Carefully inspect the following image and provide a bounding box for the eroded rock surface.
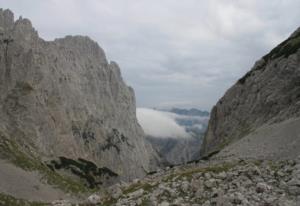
[201,27,300,157]
[0,8,158,187]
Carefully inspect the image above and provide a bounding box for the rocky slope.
[0,8,158,201]
[59,156,299,206]
[201,27,300,157]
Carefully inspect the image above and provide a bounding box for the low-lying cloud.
[137,108,190,138]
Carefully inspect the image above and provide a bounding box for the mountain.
[170,108,209,117]
[146,108,209,165]
[76,27,300,206]
[201,27,300,159]
[0,8,158,202]
[146,136,202,165]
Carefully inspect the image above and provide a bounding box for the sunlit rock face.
[201,27,300,158]
[0,9,158,182]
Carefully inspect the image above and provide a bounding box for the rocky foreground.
[48,156,300,206]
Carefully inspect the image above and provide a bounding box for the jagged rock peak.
[0,8,38,46]
[54,35,108,64]
[0,9,14,29]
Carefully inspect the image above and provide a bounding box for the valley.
[0,6,300,206]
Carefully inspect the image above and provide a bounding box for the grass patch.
[267,160,287,172]
[100,198,118,206]
[123,182,157,195]
[263,33,300,61]
[140,198,153,206]
[162,173,179,182]
[48,157,118,189]
[238,32,300,85]
[0,193,49,206]
[163,162,238,182]
[0,134,90,194]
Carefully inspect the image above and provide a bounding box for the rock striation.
[0,8,158,189]
[201,27,300,157]
[146,136,202,165]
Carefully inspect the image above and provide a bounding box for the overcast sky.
[1,0,300,110]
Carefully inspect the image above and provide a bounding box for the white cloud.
[137,108,190,138]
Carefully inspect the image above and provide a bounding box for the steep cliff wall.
[0,9,157,184]
[201,27,300,157]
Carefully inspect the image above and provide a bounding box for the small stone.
[202,200,210,206]
[256,182,271,193]
[288,178,300,187]
[109,184,123,199]
[87,194,101,204]
[159,201,170,206]
[51,200,72,206]
[204,172,211,179]
[231,192,245,204]
[181,181,189,193]
[136,198,143,205]
[217,171,227,180]
[129,189,144,199]
[204,179,216,188]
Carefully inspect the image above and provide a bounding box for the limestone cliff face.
[201,27,300,157]
[0,9,157,181]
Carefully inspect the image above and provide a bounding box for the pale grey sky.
[1,0,300,110]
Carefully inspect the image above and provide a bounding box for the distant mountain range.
[146,108,210,165]
[169,108,209,117]
[168,108,210,137]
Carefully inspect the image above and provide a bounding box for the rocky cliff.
[146,136,202,165]
[201,27,300,157]
[0,8,157,196]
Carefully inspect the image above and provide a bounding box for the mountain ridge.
[201,26,300,158]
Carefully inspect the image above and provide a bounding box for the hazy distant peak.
[169,108,209,117]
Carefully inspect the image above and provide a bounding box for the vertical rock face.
[0,9,157,181]
[201,27,300,157]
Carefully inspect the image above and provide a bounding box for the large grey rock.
[0,8,158,183]
[201,26,300,158]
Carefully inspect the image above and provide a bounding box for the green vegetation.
[48,157,118,189]
[101,198,118,206]
[123,182,158,195]
[201,150,220,160]
[238,32,300,85]
[0,133,89,194]
[140,198,153,206]
[180,162,235,179]
[263,32,300,61]
[0,193,49,206]
[163,162,238,182]
[238,70,255,84]
[100,128,132,154]
[16,81,34,93]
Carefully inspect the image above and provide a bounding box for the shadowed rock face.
[0,9,157,181]
[201,27,300,157]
